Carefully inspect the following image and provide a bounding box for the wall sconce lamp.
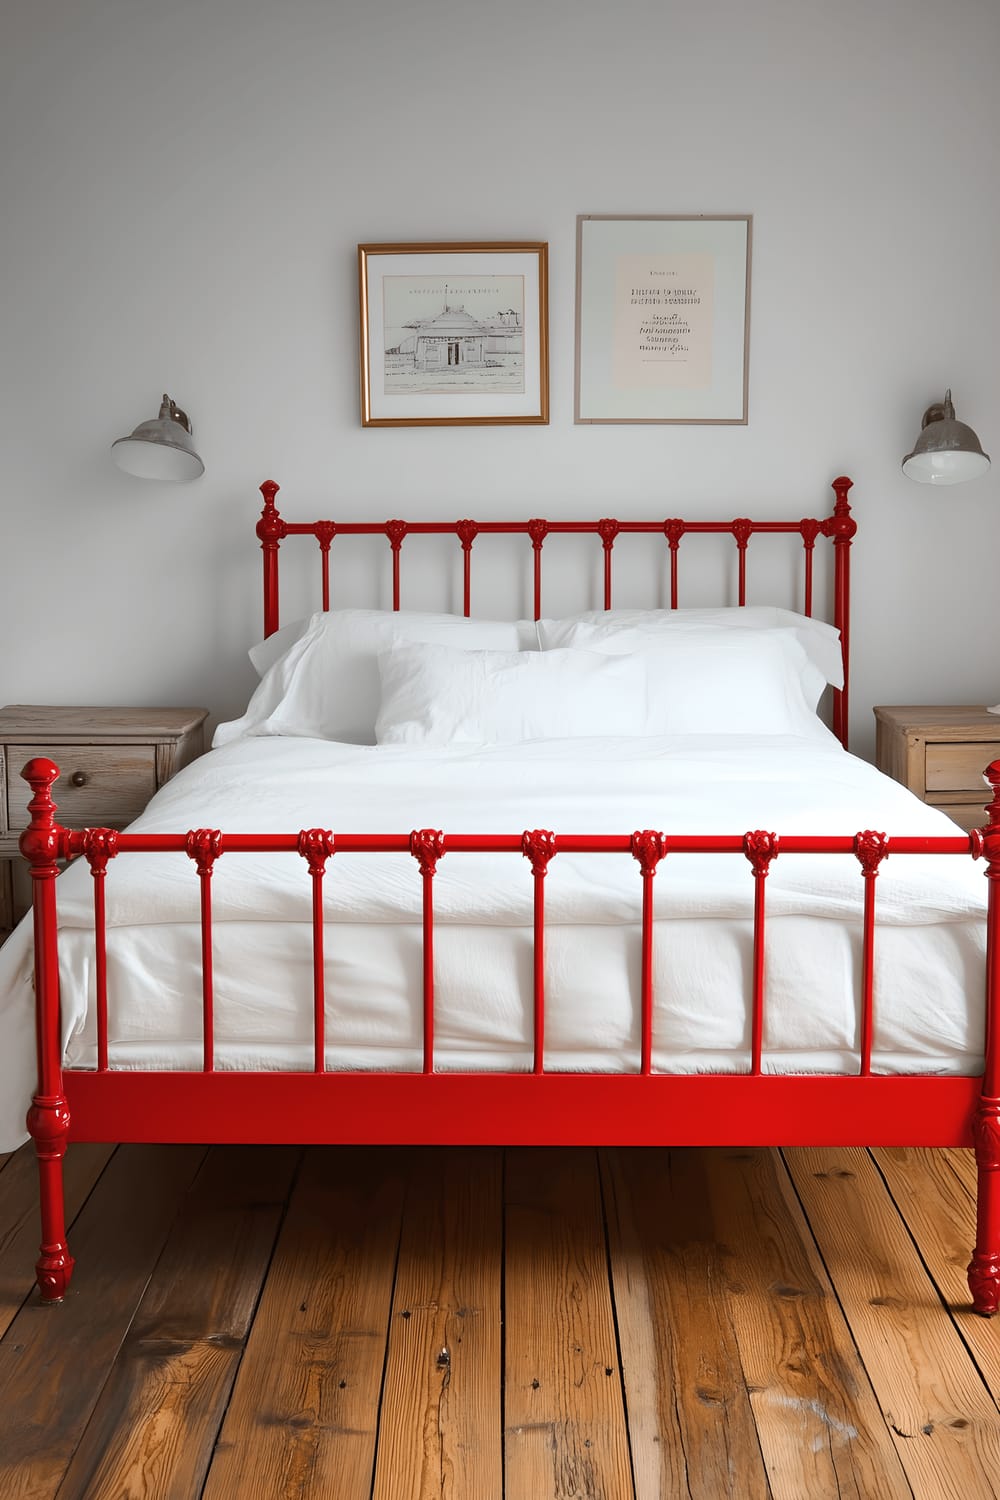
[111,394,205,482]
[902,389,990,485]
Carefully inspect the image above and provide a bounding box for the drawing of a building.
[395,302,523,371]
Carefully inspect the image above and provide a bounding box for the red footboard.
[17,755,1000,1316]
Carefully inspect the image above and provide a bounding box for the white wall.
[2,0,998,758]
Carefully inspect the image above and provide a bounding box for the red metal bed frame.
[18,477,1000,1317]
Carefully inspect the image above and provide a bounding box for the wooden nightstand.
[874,705,1000,832]
[0,705,208,938]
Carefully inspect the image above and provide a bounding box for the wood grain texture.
[0,1144,206,1500]
[873,704,999,834]
[0,1140,115,1338]
[707,1148,911,1500]
[601,1147,769,1499]
[54,1146,299,1500]
[0,1142,997,1498]
[374,1148,503,1500]
[6,743,157,831]
[202,1146,406,1500]
[871,1146,1000,1404]
[786,1145,1000,1497]
[504,1148,633,1500]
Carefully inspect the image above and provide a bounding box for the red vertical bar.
[969,764,1000,1314]
[316,522,335,614]
[257,481,283,637]
[804,549,814,618]
[20,758,75,1302]
[733,520,751,608]
[800,519,820,619]
[528,521,547,621]
[422,873,435,1073]
[664,522,683,609]
[599,521,619,611]
[311,867,326,1072]
[299,830,335,1075]
[640,873,654,1073]
[200,878,214,1072]
[83,830,119,1075]
[95,873,109,1072]
[186,830,222,1074]
[854,832,888,1078]
[387,521,406,612]
[532,875,545,1072]
[744,832,778,1078]
[411,831,444,1076]
[750,877,766,1074]
[631,832,667,1076]
[828,477,855,749]
[458,521,477,618]
[523,831,556,1074]
[859,876,876,1076]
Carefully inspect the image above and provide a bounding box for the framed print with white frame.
[575,215,751,424]
[359,242,549,427]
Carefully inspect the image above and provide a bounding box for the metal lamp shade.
[111,395,205,482]
[902,390,990,485]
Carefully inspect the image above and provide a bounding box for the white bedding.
[0,732,988,1151]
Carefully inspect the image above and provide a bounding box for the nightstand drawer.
[926,798,990,833]
[925,741,1000,792]
[6,744,157,832]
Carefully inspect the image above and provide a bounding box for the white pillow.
[248,617,312,677]
[215,609,537,746]
[537,606,844,689]
[520,624,831,740]
[375,643,652,745]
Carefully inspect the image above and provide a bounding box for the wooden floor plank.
[373,1148,503,1500]
[942,1143,978,1197]
[705,1148,912,1500]
[1,1140,997,1499]
[0,1141,115,1338]
[786,1145,1000,1498]
[201,1145,406,1500]
[54,1145,300,1500]
[0,1144,207,1500]
[602,1147,771,1499]
[871,1147,1000,1403]
[504,1147,633,1500]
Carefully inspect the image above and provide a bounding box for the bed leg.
[968,1098,1000,1316]
[27,1094,74,1303]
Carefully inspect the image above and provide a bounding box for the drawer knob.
[69,771,88,788]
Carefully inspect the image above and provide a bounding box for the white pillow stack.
[215,604,843,748]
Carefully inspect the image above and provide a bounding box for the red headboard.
[256,476,856,748]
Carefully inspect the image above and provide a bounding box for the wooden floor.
[1,1143,1000,1498]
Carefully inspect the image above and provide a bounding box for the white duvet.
[0,732,990,1151]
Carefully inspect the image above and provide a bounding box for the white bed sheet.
[0,733,989,1151]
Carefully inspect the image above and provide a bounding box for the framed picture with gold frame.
[358,242,549,427]
[575,214,751,424]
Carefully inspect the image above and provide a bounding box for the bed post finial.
[969,759,1000,1315]
[257,481,285,638]
[20,758,75,1303]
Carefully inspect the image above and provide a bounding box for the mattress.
[0,732,988,1151]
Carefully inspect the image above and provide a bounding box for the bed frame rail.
[257,477,856,746]
[18,755,1000,1314]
